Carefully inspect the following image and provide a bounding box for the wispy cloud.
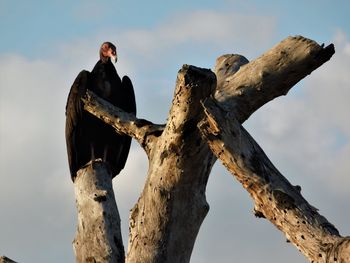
[121,10,276,60]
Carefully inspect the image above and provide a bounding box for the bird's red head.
[100,42,117,63]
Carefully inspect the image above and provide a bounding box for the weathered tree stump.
[73,160,124,263]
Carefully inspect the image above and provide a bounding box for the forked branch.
[78,36,344,263]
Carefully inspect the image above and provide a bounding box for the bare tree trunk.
[80,35,349,263]
[126,65,216,263]
[73,160,124,263]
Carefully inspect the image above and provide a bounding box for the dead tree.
[73,36,350,263]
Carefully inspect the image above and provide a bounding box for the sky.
[0,0,349,262]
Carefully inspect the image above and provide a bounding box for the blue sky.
[1,1,349,57]
[1,1,349,262]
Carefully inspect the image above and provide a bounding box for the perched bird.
[65,42,136,181]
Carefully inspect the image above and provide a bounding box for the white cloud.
[121,10,276,61]
[0,52,76,261]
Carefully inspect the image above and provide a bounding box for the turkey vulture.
[65,42,136,181]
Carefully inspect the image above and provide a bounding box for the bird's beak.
[111,54,118,64]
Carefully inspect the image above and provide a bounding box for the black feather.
[65,58,136,181]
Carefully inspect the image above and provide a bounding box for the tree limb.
[199,97,350,263]
[83,90,165,154]
[215,36,335,123]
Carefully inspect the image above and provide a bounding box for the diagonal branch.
[214,36,335,123]
[82,90,165,154]
[199,97,350,263]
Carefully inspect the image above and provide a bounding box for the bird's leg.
[90,144,95,162]
[103,146,108,162]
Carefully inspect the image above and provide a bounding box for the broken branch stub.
[73,160,124,263]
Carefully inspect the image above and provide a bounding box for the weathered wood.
[215,36,335,123]
[73,160,124,263]
[214,53,249,89]
[199,97,350,263]
[80,36,342,263]
[126,65,216,263]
